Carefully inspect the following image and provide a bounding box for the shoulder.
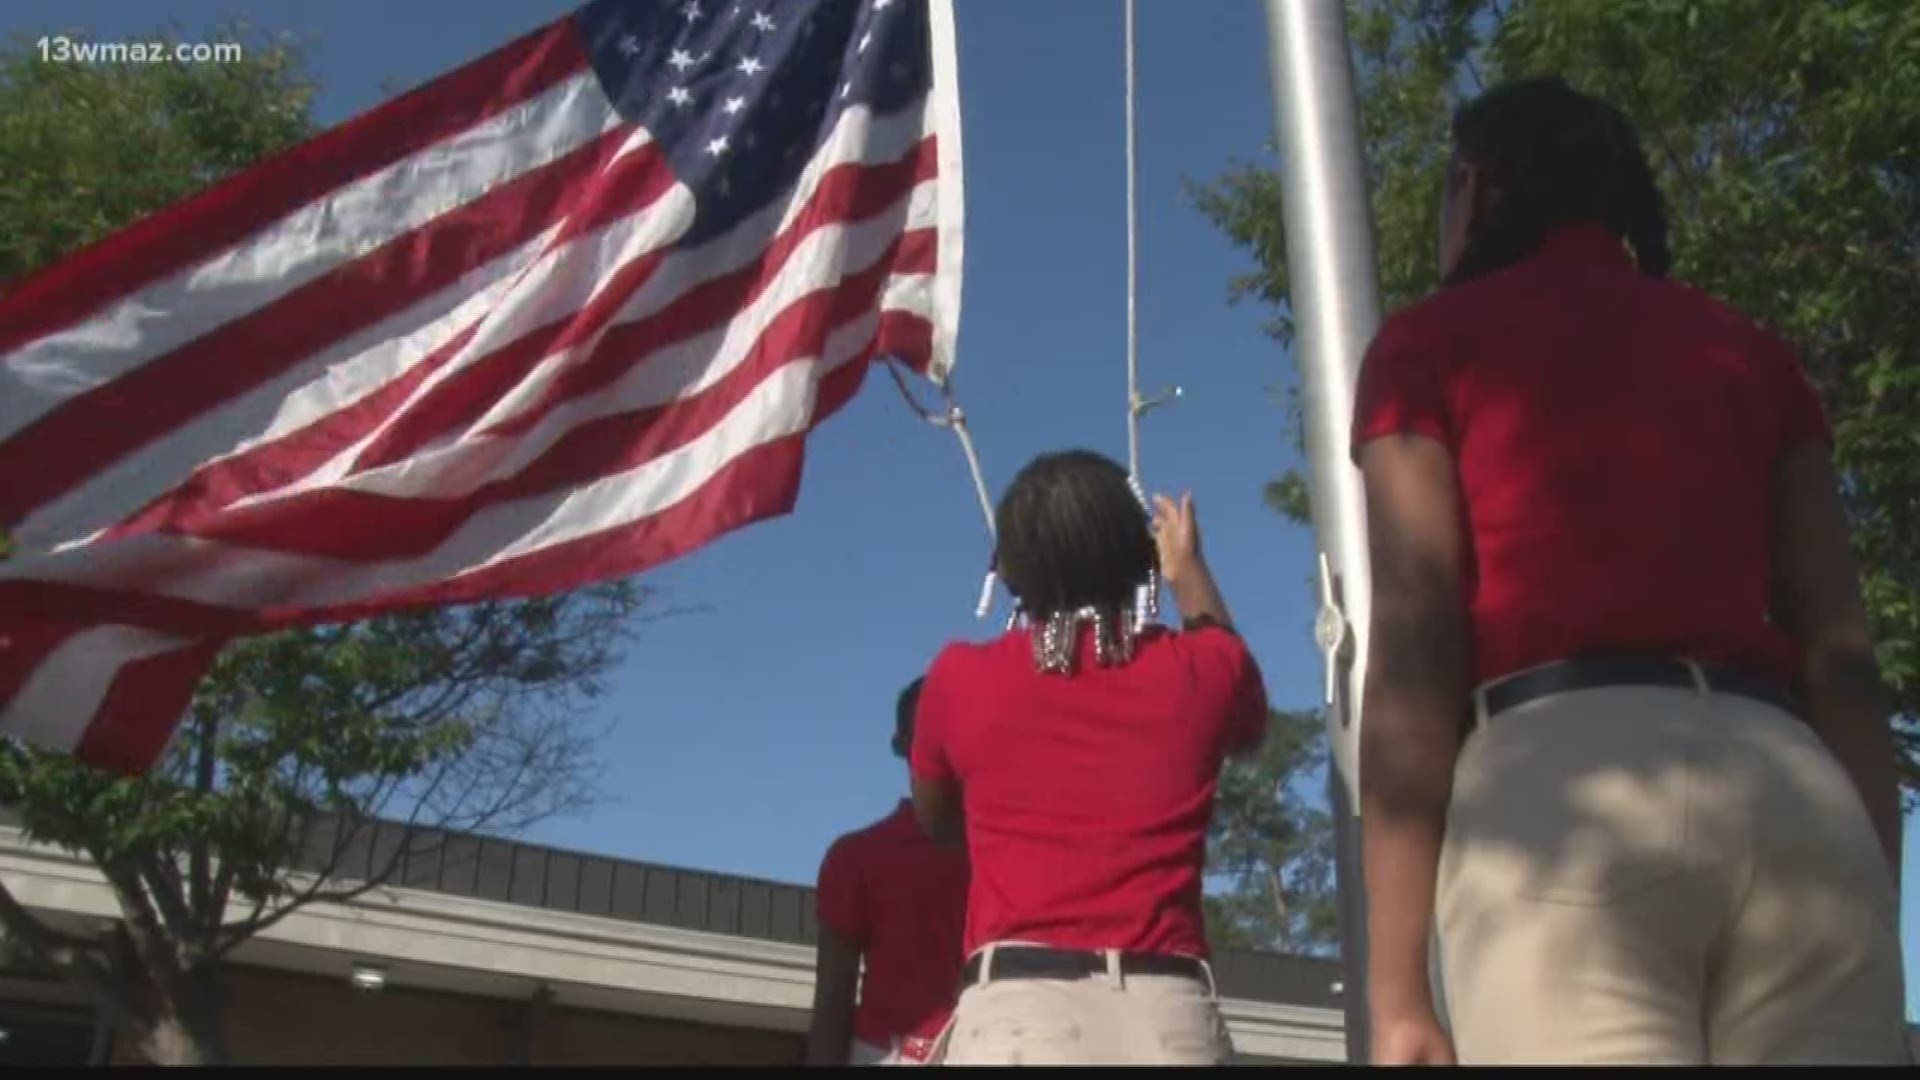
[822,819,883,870]
[924,632,1023,691]
[817,830,863,889]
[1356,290,1491,393]
[1150,624,1262,686]
[1374,279,1501,349]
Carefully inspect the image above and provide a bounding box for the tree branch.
[188,711,218,941]
[133,849,200,954]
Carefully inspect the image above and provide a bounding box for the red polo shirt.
[815,800,969,1048]
[910,623,1268,959]
[1350,224,1832,690]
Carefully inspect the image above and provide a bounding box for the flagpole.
[1259,0,1383,1063]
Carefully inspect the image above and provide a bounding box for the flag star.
[618,34,642,56]
[858,31,872,52]
[681,1,703,22]
[723,95,747,115]
[667,48,695,71]
[707,134,730,156]
[751,11,776,32]
[737,55,764,76]
[839,80,852,98]
[875,0,894,9]
[667,86,693,107]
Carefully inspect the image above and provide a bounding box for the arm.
[908,652,967,848]
[1153,493,1235,630]
[804,925,861,1066]
[1169,558,1235,632]
[1770,442,1901,872]
[910,774,965,848]
[1354,434,1471,1038]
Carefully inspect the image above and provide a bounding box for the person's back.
[910,450,1267,1065]
[1385,225,1824,689]
[1349,76,1908,1067]
[815,800,968,1062]
[914,621,1260,959]
[806,680,968,1067]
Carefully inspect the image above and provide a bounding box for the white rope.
[1124,0,1143,486]
[883,361,1000,618]
[885,362,995,542]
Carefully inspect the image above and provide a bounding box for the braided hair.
[1445,77,1671,286]
[994,450,1155,623]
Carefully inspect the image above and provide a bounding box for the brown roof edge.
[0,806,1344,1010]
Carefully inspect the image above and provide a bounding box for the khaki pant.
[940,946,1233,1065]
[1436,683,1909,1064]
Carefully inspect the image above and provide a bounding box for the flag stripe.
[486,137,941,444]
[108,135,933,543]
[265,179,938,511]
[0,18,591,363]
[182,231,935,561]
[0,73,618,455]
[70,638,223,775]
[0,125,646,528]
[11,240,548,551]
[0,625,197,751]
[0,292,927,760]
[2,227,936,612]
[13,103,932,553]
[348,141,687,472]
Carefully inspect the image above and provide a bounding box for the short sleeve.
[1182,626,1270,756]
[1775,348,1832,450]
[815,836,867,945]
[1351,310,1454,461]
[908,647,963,786]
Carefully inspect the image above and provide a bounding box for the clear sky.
[6,0,1915,1019]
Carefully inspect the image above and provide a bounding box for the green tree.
[0,27,656,1064]
[1204,709,1339,955]
[1194,0,1920,793]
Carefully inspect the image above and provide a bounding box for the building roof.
[0,807,1343,1012]
[322,817,1344,1011]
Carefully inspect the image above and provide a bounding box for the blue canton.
[575,0,934,245]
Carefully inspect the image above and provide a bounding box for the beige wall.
[109,966,802,1067]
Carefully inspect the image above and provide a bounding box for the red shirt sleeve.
[909,647,962,785]
[1351,309,1455,461]
[1182,627,1270,756]
[815,835,867,945]
[1774,347,1832,451]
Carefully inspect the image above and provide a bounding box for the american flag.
[0,0,965,773]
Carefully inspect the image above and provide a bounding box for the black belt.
[1476,657,1799,725]
[961,947,1208,988]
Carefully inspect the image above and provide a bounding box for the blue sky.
[6,0,1915,1018]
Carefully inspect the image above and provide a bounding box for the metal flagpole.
[1259,0,1384,1063]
